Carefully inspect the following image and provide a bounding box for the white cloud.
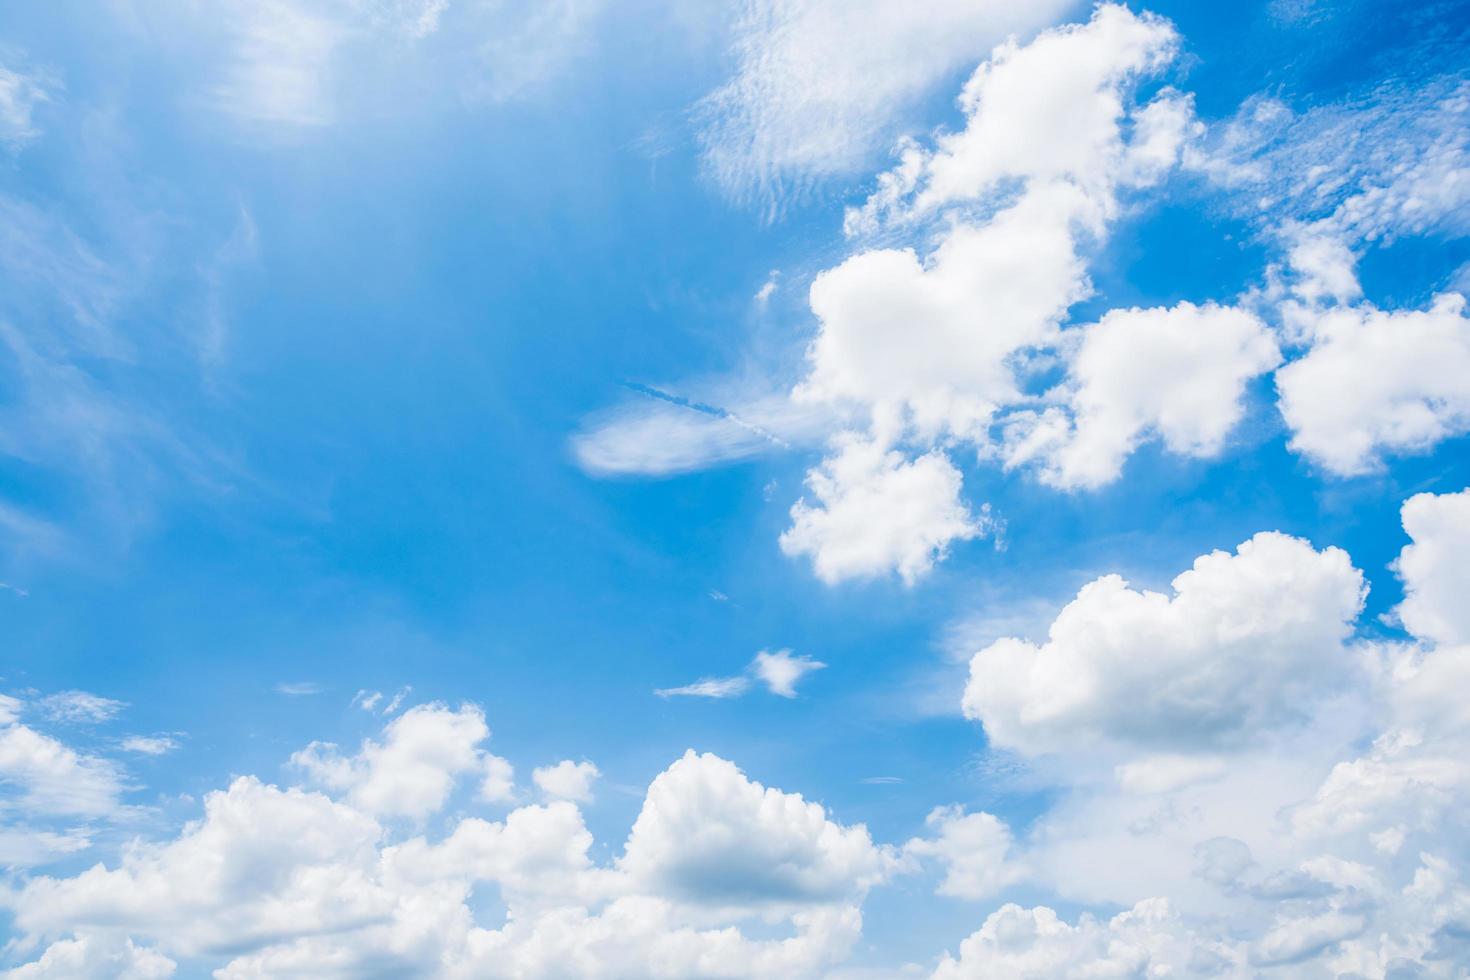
[963,531,1365,756]
[10,776,392,959]
[0,827,92,869]
[803,184,1093,442]
[480,754,516,804]
[781,433,988,585]
[1002,302,1281,489]
[695,0,1070,205]
[0,723,128,818]
[656,649,824,700]
[930,899,1226,980]
[290,702,495,820]
[1198,75,1470,245]
[5,715,886,978]
[1,933,175,980]
[0,62,55,151]
[1394,487,1470,647]
[532,760,599,803]
[619,750,890,908]
[851,4,1182,229]
[571,389,831,478]
[655,676,752,699]
[275,681,322,696]
[211,0,345,126]
[1276,291,1470,476]
[751,649,825,697]
[36,691,126,725]
[902,806,1020,900]
[119,736,178,756]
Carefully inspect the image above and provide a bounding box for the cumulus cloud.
[290,702,498,820]
[902,806,1020,900]
[532,760,599,803]
[1,933,175,980]
[931,899,1227,979]
[1394,487,1470,647]
[619,750,891,908]
[781,432,989,585]
[964,531,1365,756]
[4,715,888,978]
[1003,302,1281,489]
[695,0,1070,205]
[1276,291,1470,476]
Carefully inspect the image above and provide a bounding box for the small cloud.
[754,270,780,305]
[276,682,322,696]
[532,759,599,803]
[860,776,904,785]
[0,582,29,598]
[656,649,827,701]
[752,649,826,698]
[38,691,126,724]
[655,676,751,699]
[382,686,411,714]
[352,690,383,711]
[120,735,179,756]
[707,589,729,602]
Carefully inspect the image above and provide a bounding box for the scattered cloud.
[36,691,126,725]
[119,736,179,756]
[657,649,825,700]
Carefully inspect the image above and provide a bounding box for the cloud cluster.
[578,6,1470,589]
[2,704,900,978]
[947,488,1470,977]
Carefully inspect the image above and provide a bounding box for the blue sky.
[1,0,1469,976]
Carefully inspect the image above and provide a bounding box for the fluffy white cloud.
[695,0,1070,203]
[619,750,890,908]
[930,899,1227,980]
[10,776,388,957]
[533,760,600,803]
[290,702,496,820]
[852,4,1182,229]
[479,754,516,804]
[1276,292,1470,476]
[781,433,988,585]
[0,723,128,818]
[751,649,825,697]
[2,934,175,980]
[1003,302,1280,489]
[1394,488,1470,647]
[803,185,1094,442]
[5,715,887,979]
[903,806,1019,900]
[964,531,1365,756]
